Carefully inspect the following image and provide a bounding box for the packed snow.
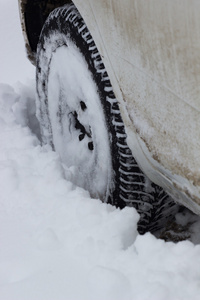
[1,1,200,299]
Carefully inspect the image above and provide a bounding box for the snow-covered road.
[1,1,200,299]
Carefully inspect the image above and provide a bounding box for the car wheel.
[36,3,178,234]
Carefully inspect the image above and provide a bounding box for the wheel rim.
[47,43,113,199]
[36,3,179,234]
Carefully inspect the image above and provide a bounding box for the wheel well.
[21,0,72,60]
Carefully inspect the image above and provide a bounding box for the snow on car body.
[18,0,200,230]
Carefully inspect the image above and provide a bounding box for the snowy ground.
[1,1,200,299]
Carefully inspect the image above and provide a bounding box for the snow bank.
[0,1,35,84]
[1,81,200,300]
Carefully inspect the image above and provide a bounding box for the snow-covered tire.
[36,3,178,234]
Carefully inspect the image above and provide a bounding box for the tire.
[36,3,178,234]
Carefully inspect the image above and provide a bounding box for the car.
[18,0,200,234]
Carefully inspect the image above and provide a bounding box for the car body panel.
[19,0,200,214]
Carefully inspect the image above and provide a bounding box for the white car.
[18,0,200,234]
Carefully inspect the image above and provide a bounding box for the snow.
[1,1,200,299]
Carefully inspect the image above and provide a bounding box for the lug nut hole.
[80,101,87,111]
[88,141,94,151]
[79,133,85,141]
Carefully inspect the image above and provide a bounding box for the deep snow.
[1,1,200,300]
